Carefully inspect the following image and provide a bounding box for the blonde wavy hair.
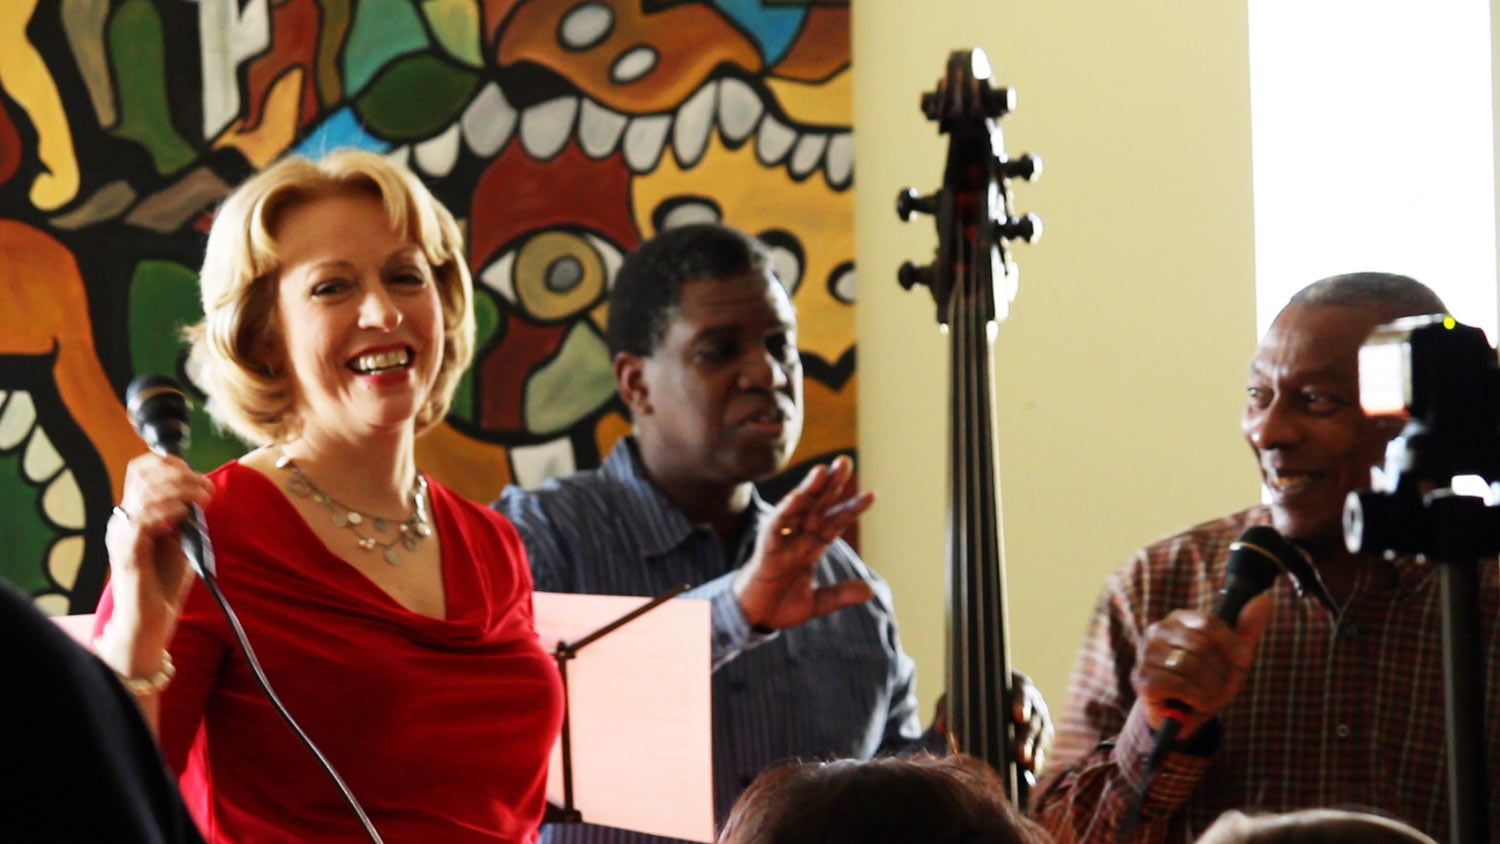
[184,149,475,446]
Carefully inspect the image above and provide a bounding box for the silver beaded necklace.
[275,449,432,565]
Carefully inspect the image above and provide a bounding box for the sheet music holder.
[549,584,686,822]
[535,588,714,842]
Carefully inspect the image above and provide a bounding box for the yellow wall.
[853,3,1261,718]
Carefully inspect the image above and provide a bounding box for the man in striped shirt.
[496,224,929,844]
[1033,272,1500,842]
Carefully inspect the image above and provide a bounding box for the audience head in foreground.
[1194,808,1439,844]
[718,753,1050,844]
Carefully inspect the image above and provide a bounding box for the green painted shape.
[450,286,500,424]
[524,322,615,436]
[343,0,432,95]
[106,0,197,175]
[354,54,479,141]
[0,449,56,594]
[126,260,247,470]
[127,260,200,391]
[185,392,250,470]
[421,0,484,68]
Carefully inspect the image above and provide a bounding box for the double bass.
[895,47,1041,803]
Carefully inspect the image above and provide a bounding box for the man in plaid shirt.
[1032,272,1500,842]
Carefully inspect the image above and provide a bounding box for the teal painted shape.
[712,0,806,66]
[126,260,248,470]
[523,322,614,436]
[343,0,432,96]
[354,55,479,141]
[293,109,391,159]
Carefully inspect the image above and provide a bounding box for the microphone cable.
[128,376,385,844]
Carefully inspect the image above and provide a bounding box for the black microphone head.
[127,374,191,457]
[1226,525,1297,588]
[1215,525,1300,626]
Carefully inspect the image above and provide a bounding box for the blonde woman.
[93,150,563,843]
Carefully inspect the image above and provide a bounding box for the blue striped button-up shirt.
[494,438,925,844]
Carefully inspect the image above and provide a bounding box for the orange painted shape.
[237,0,321,133]
[416,422,514,503]
[765,70,850,129]
[769,6,849,84]
[212,67,306,168]
[498,1,762,114]
[479,0,527,50]
[790,371,856,472]
[592,408,632,468]
[0,221,145,497]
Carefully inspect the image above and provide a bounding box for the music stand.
[545,583,690,824]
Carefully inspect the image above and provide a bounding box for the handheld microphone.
[124,375,382,841]
[1118,525,1301,842]
[1143,524,1299,770]
[126,374,192,457]
[1211,525,1296,629]
[126,375,215,578]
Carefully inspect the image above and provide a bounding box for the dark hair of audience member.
[716,753,1050,844]
[1194,808,1439,844]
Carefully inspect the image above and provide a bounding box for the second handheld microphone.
[1144,524,1300,768]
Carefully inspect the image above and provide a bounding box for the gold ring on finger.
[1163,647,1187,671]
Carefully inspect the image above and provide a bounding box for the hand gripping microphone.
[126,374,215,578]
[125,374,383,841]
[1142,524,1300,772]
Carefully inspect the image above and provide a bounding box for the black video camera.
[1344,314,1500,560]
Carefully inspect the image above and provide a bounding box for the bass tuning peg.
[999,153,1042,182]
[897,188,938,222]
[898,261,935,291]
[981,85,1017,119]
[996,213,1043,244]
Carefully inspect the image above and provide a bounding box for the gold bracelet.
[93,639,175,695]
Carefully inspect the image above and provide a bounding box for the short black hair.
[607,224,774,358]
[1288,271,1447,318]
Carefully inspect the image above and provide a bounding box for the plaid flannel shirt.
[1032,506,1500,843]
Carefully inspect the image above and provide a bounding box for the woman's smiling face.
[268,190,444,445]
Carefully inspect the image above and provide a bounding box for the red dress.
[97,462,565,843]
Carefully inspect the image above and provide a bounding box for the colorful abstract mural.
[0,0,856,615]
